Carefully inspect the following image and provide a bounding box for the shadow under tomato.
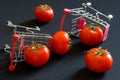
[69,37,93,55]
[19,19,47,28]
[1,52,68,77]
[69,36,103,55]
[48,51,69,64]
[69,68,105,80]
[48,37,94,65]
[47,38,93,66]
[1,61,46,78]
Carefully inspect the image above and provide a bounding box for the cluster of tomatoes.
[22,4,113,73]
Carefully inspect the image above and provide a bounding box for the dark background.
[0,0,119,80]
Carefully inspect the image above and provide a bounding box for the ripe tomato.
[34,4,54,22]
[80,24,103,46]
[23,43,50,67]
[52,31,71,55]
[84,48,113,73]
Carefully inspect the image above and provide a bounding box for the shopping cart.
[60,2,113,41]
[7,21,53,71]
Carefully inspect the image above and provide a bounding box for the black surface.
[0,0,119,80]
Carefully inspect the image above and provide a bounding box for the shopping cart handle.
[64,8,71,14]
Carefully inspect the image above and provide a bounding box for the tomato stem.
[41,4,48,10]
[31,43,42,50]
[89,25,96,31]
[97,48,107,56]
[88,47,107,56]
[97,51,102,55]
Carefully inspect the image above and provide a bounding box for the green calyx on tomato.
[31,43,42,50]
[89,25,96,31]
[40,4,48,10]
[88,24,99,31]
[88,47,107,56]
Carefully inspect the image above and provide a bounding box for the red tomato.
[23,43,50,67]
[34,4,54,22]
[80,25,103,46]
[85,48,113,73]
[52,31,71,55]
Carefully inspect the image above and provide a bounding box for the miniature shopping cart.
[60,2,113,41]
[7,21,53,71]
